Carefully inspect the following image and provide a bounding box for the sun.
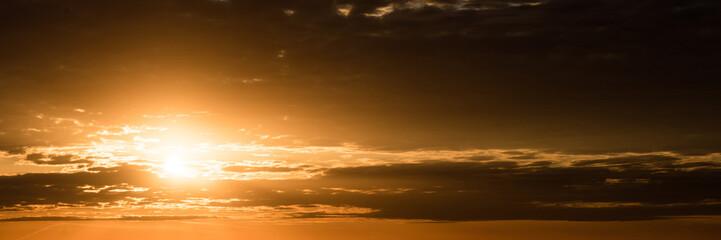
[163,155,193,178]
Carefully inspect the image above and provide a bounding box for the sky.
[1,0,721,239]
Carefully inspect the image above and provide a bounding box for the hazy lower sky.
[1,0,721,239]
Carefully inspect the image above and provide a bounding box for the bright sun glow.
[163,155,192,178]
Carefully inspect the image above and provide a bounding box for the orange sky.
[3,218,721,240]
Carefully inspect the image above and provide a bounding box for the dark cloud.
[223,165,303,173]
[0,215,209,222]
[285,211,363,219]
[0,0,720,224]
[264,158,721,221]
[572,155,681,168]
[24,153,94,165]
[502,151,526,155]
[3,156,721,221]
[508,153,539,160]
[0,164,159,208]
[458,155,496,161]
[0,0,719,154]
[0,146,26,155]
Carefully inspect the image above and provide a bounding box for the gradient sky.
[1,0,721,239]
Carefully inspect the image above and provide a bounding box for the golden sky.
[1,0,721,239]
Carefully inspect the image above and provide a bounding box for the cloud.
[502,151,526,155]
[24,153,94,165]
[0,0,720,222]
[458,155,496,161]
[0,0,720,155]
[3,155,721,221]
[571,155,681,168]
[285,211,362,219]
[303,157,721,220]
[508,153,539,160]
[222,165,304,173]
[0,164,158,208]
[0,215,209,222]
[0,145,26,155]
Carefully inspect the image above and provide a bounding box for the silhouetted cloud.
[0,215,210,222]
[2,155,721,221]
[0,0,719,154]
[1,0,720,224]
[24,153,94,165]
[459,155,496,161]
[572,155,681,168]
[223,165,303,173]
